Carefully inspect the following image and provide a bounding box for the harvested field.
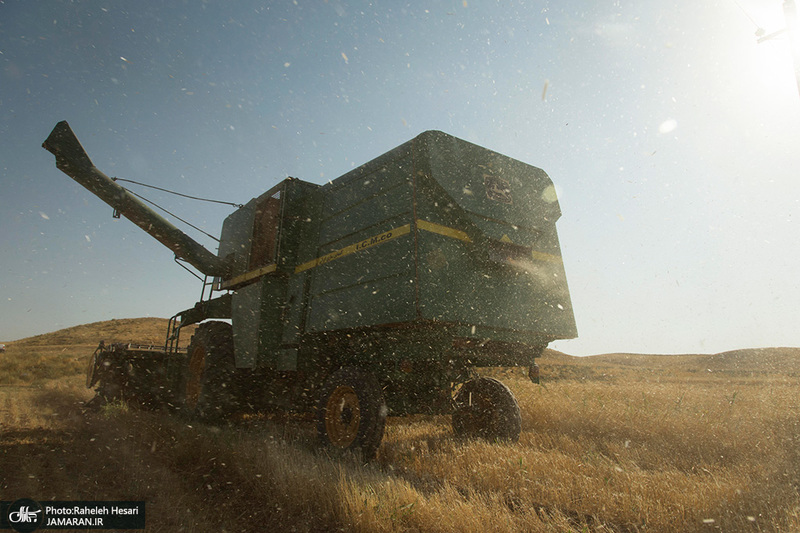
[1,319,798,531]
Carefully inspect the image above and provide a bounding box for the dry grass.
[1,321,798,531]
[0,344,90,385]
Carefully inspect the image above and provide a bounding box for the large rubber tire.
[316,367,387,461]
[452,377,521,442]
[183,321,238,421]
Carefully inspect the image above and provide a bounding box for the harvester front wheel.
[183,321,237,421]
[452,377,521,442]
[316,367,386,460]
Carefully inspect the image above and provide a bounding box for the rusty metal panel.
[218,199,257,283]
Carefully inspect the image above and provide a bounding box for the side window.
[249,192,281,269]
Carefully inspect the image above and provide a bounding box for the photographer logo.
[6,499,44,533]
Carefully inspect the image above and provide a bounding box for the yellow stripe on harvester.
[219,263,277,289]
[531,250,563,263]
[223,219,559,286]
[295,224,412,273]
[416,219,472,242]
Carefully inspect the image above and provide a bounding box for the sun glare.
[747,1,800,98]
[755,39,797,92]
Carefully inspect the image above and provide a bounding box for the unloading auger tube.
[43,121,232,278]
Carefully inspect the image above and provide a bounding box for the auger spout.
[43,121,231,278]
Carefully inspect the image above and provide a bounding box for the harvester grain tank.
[44,121,577,459]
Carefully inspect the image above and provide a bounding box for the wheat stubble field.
[1,318,798,532]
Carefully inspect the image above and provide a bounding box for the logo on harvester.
[6,499,44,532]
[484,175,513,204]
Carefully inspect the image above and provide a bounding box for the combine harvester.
[43,121,577,459]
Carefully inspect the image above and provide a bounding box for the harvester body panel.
[305,144,417,333]
[289,131,576,352]
[412,131,575,340]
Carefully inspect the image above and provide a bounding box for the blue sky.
[2,0,799,355]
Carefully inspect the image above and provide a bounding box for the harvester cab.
[214,177,321,370]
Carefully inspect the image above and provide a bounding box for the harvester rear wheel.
[316,367,386,460]
[183,321,237,421]
[452,377,521,442]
